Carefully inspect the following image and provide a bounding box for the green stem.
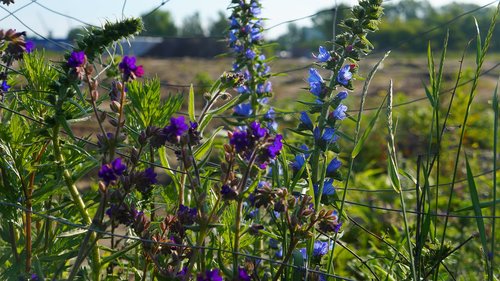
[272,238,298,281]
[52,125,101,281]
[233,199,244,277]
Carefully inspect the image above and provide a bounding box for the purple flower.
[326,157,342,176]
[134,167,157,195]
[336,91,348,100]
[332,104,347,120]
[245,49,256,59]
[98,158,127,185]
[234,103,253,116]
[119,56,144,80]
[163,116,189,141]
[25,41,35,53]
[313,240,330,257]
[314,46,331,62]
[300,111,313,130]
[178,204,197,225]
[67,50,85,68]
[267,134,283,159]
[30,273,39,281]
[197,268,223,281]
[230,130,250,152]
[250,121,267,139]
[337,65,352,86]
[106,204,140,226]
[238,267,251,281]
[308,68,325,97]
[1,81,10,92]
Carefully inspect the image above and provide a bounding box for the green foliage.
[140,9,177,37]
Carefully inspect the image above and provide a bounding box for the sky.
[0,0,497,39]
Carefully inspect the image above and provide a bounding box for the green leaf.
[455,199,500,212]
[194,126,223,161]
[474,17,482,66]
[189,84,195,122]
[465,153,488,259]
[351,95,387,159]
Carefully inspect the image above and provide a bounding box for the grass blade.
[189,84,195,122]
[465,153,489,266]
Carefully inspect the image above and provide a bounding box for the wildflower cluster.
[228,0,275,123]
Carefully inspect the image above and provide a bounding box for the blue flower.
[322,127,338,143]
[326,157,342,176]
[264,107,275,120]
[1,80,10,92]
[234,44,244,53]
[313,240,330,258]
[237,85,250,94]
[257,82,272,94]
[332,104,348,120]
[229,30,238,43]
[337,65,352,86]
[246,49,256,59]
[269,238,279,249]
[67,50,85,68]
[230,16,239,29]
[276,248,283,259]
[336,91,348,100]
[234,103,253,116]
[250,27,262,41]
[314,46,331,62]
[314,178,335,197]
[230,130,250,152]
[292,154,306,173]
[300,111,313,130]
[308,68,325,96]
[250,2,261,16]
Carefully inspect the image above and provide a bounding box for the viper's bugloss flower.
[276,248,283,259]
[229,30,238,43]
[308,68,325,97]
[1,80,10,92]
[314,46,331,62]
[250,1,261,16]
[67,50,85,68]
[230,16,239,29]
[264,107,275,120]
[98,158,127,185]
[234,103,253,116]
[250,121,267,139]
[245,49,256,59]
[326,157,342,176]
[230,130,250,152]
[332,104,348,120]
[119,55,144,80]
[336,91,348,100]
[314,178,335,197]
[314,127,338,144]
[238,267,252,281]
[292,154,306,173]
[178,204,197,225]
[256,81,272,94]
[197,268,223,281]
[25,40,34,53]
[300,111,313,130]
[313,240,330,258]
[163,116,189,141]
[250,27,262,41]
[337,65,352,86]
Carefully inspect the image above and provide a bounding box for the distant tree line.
[275,0,500,54]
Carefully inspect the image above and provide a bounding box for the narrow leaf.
[189,84,195,122]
